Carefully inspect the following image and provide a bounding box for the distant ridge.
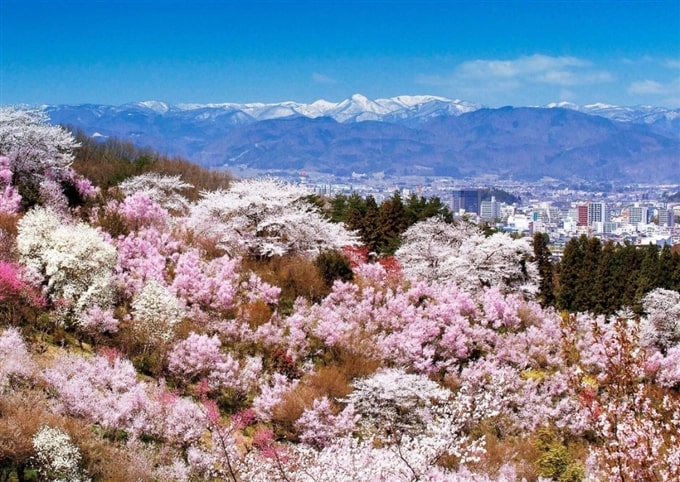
[44,95,680,183]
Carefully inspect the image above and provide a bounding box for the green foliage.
[330,191,452,255]
[314,250,354,288]
[534,428,585,482]
[479,187,520,205]
[555,235,680,315]
[532,232,555,307]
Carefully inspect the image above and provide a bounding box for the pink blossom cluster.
[0,327,37,390]
[167,331,262,392]
[106,192,169,231]
[0,155,21,214]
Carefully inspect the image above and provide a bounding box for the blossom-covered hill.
[1,107,679,481]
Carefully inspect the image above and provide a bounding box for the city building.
[577,204,589,226]
[588,201,609,226]
[629,205,650,225]
[658,208,675,227]
[480,196,501,221]
[452,189,481,215]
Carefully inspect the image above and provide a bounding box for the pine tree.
[635,243,661,305]
[532,232,555,307]
[615,242,643,309]
[658,245,675,290]
[556,235,585,312]
[575,236,601,312]
[361,196,381,254]
[377,192,408,255]
[593,240,620,316]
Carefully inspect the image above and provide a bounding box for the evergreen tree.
[556,235,585,312]
[329,193,349,223]
[635,243,661,304]
[593,240,620,316]
[361,196,381,254]
[658,245,675,290]
[615,242,643,309]
[575,236,601,312]
[376,192,408,255]
[532,232,555,307]
[404,194,453,225]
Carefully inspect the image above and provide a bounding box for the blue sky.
[1,0,679,107]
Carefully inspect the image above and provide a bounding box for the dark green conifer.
[532,232,555,307]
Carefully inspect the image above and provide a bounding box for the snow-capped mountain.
[43,95,679,184]
[545,101,679,125]
[47,94,679,128]
[170,94,480,124]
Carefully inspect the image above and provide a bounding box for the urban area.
[296,171,680,257]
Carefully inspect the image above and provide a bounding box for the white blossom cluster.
[32,426,87,482]
[0,107,78,176]
[640,288,680,352]
[119,173,193,214]
[186,178,357,257]
[131,280,186,344]
[16,207,117,320]
[396,217,538,296]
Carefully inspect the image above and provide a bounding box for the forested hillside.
[1,107,679,481]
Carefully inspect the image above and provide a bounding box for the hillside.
[1,107,679,480]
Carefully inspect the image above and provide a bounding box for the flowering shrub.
[106,192,170,231]
[16,206,116,320]
[0,327,36,391]
[185,178,357,258]
[0,260,44,310]
[295,397,358,448]
[131,280,185,345]
[32,426,86,482]
[118,173,192,214]
[0,156,21,214]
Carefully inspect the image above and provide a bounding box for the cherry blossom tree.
[0,107,78,178]
[0,327,37,391]
[0,107,97,211]
[0,156,21,214]
[118,173,193,214]
[639,287,680,352]
[32,425,86,482]
[131,280,186,346]
[396,217,538,296]
[184,178,357,258]
[16,206,117,321]
[394,216,478,282]
[115,226,180,297]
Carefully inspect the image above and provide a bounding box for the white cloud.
[628,79,666,95]
[312,72,337,84]
[416,54,616,106]
[664,59,680,70]
[628,77,680,106]
[454,55,612,86]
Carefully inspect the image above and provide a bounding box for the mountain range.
[44,94,680,183]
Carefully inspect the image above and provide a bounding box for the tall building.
[629,206,650,224]
[588,201,609,225]
[452,189,481,215]
[577,204,589,226]
[658,208,675,227]
[480,196,501,221]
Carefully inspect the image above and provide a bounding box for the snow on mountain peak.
[55,96,676,128]
[138,101,170,113]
